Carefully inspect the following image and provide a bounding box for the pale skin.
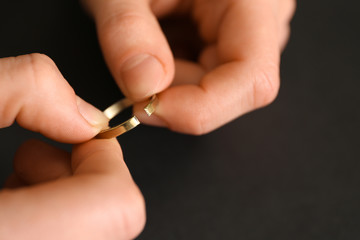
[83,0,296,134]
[0,54,145,240]
[0,0,295,239]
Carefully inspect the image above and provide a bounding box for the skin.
[0,54,145,240]
[0,0,295,239]
[83,0,296,134]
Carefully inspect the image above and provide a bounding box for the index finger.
[0,54,108,142]
[135,0,288,134]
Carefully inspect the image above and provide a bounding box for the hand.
[82,0,296,134]
[0,54,145,240]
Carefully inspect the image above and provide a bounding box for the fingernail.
[120,54,164,100]
[76,96,109,130]
[135,110,168,128]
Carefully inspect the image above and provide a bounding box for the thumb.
[84,0,174,101]
[0,54,109,143]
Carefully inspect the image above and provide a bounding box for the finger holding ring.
[95,95,158,139]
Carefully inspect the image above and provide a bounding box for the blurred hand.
[82,0,296,134]
[0,54,145,240]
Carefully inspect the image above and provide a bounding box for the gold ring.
[95,95,158,139]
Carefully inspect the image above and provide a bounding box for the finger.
[3,174,26,189]
[13,139,71,185]
[0,139,145,239]
[135,0,283,134]
[192,0,230,43]
[199,45,220,71]
[0,54,108,143]
[172,59,205,86]
[83,0,175,101]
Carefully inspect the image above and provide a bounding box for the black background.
[0,1,359,239]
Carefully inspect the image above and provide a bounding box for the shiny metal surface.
[96,95,157,139]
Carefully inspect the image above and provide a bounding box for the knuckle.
[29,53,53,64]
[27,53,55,71]
[11,54,69,131]
[101,9,145,33]
[21,53,56,89]
[28,53,56,75]
[0,54,55,128]
[253,65,280,108]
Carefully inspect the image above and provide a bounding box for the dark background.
[0,1,359,239]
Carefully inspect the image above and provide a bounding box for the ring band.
[95,95,158,139]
